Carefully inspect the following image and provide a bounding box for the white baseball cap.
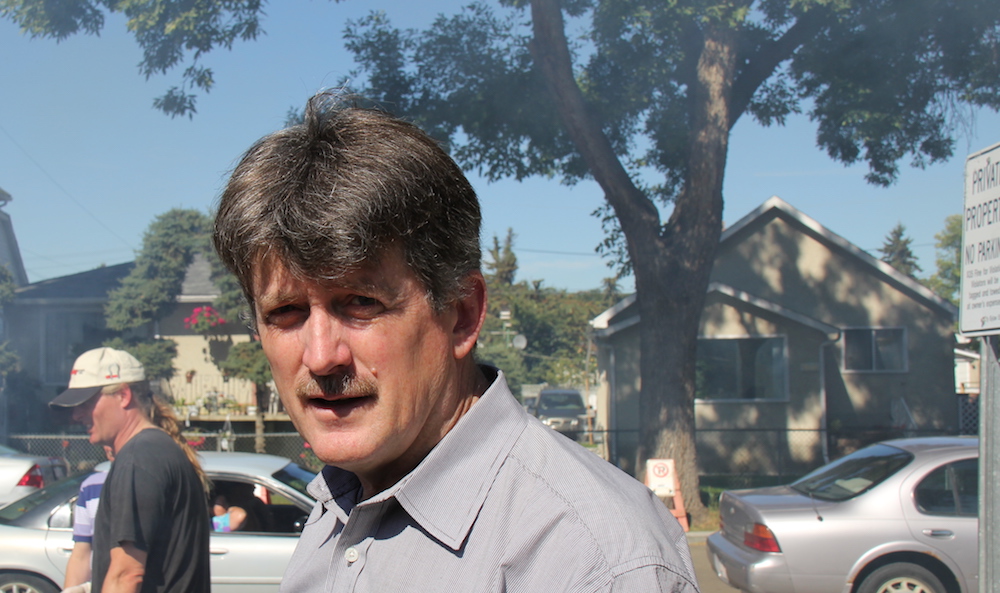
[50,347,146,407]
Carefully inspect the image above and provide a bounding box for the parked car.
[0,451,317,593]
[706,436,978,593]
[533,389,588,439]
[0,444,68,509]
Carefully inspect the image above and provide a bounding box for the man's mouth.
[298,374,378,414]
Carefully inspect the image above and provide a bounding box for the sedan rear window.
[791,444,913,501]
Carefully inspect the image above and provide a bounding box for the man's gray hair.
[213,93,482,316]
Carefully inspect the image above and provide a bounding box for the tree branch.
[729,9,829,126]
[528,0,661,247]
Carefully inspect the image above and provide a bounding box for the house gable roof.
[722,196,957,319]
[14,261,134,304]
[592,283,840,340]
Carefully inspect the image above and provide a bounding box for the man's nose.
[72,404,89,422]
[301,310,352,375]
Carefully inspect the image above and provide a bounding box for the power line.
[0,122,135,250]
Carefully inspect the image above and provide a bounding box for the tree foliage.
[105,208,212,331]
[923,213,962,305]
[8,0,999,523]
[878,223,922,277]
[479,233,612,395]
[0,0,269,117]
[102,336,178,381]
[339,0,1000,522]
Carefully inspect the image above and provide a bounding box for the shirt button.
[345,547,360,563]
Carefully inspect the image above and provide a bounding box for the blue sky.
[2,1,998,293]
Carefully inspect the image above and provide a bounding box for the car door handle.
[210,548,230,555]
[922,529,954,538]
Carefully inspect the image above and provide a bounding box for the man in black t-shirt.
[51,348,210,593]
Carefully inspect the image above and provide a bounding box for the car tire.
[0,573,59,593]
[857,562,946,593]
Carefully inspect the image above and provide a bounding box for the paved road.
[686,531,739,593]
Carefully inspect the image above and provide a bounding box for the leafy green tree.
[0,264,21,379]
[0,0,267,117]
[924,214,962,305]
[878,223,922,277]
[339,0,1000,520]
[215,340,272,452]
[486,228,519,286]
[8,0,1000,522]
[105,209,212,331]
[102,336,178,381]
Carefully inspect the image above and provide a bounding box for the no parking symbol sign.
[645,458,677,497]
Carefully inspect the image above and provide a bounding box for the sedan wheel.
[0,574,59,593]
[859,562,946,593]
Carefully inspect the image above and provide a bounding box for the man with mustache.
[213,92,699,592]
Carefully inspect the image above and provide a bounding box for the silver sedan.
[0,451,317,593]
[707,436,978,593]
[0,444,68,509]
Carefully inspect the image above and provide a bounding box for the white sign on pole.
[645,458,677,497]
[960,141,1000,336]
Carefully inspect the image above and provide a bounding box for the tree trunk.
[530,0,738,526]
[634,24,737,526]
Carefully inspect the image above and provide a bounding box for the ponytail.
[110,381,212,494]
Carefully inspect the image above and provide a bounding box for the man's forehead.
[251,251,409,301]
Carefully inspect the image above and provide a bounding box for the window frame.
[841,326,908,374]
[694,333,790,403]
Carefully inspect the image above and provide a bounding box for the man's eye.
[342,295,385,318]
[349,295,380,307]
[264,305,304,326]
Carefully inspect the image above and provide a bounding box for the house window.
[43,311,108,384]
[695,336,787,400]
[843,328,906,372]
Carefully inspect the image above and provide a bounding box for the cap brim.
[50,386,103,408]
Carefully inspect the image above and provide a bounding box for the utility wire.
[0,122,135,250]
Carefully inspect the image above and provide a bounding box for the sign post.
[961,141,1000,593]
[960,142,1000,336]
[645,458,688,531]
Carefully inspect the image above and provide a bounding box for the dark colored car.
[533,389,588,439]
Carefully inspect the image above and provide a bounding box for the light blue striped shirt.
[280,369,699,592]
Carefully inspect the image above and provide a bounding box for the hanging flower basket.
[184,305,226,333]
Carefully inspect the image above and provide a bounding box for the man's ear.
[451,272,487,360]
[116,385,135,409]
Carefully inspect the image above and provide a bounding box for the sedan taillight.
[16,464,45,489]
[744,523,781,553]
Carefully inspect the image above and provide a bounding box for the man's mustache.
[296,373,378,399]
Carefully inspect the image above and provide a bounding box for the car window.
[0,473,84,525]
[271,463,316,499]
[914,458,978,517]
[538,391,585,413]
[211,478,309,535]
[791,443,913,501]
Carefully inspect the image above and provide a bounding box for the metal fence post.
[980,336,1000,593]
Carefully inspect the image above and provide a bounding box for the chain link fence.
[7,424,955,482]
[9,432,324,474]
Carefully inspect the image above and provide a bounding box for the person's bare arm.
[101,543,146,593]
[64,542,93,588]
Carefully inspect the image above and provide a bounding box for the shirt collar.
[394,367,527,550]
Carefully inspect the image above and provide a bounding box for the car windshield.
[0,473,84,524]
[272,463,317,498]
[791,443,913,502]
[538,392,585,413]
